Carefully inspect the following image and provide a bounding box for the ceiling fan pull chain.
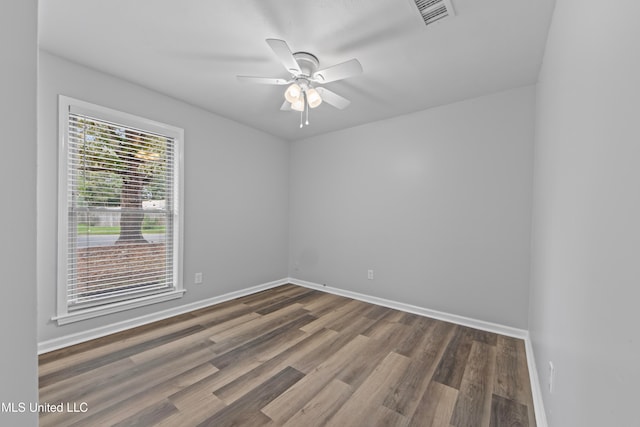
[299,109,303,128]
[306,99,310,126]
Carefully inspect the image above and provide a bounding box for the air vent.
[413,0,455,26]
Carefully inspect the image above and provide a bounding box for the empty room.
[2,0,639,426]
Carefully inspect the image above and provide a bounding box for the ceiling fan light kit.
[237,38,362,128]
[284,83,302,103]
[291,96,305,112]
[306,88,322,108]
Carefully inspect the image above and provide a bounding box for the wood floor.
[39,284,536,427]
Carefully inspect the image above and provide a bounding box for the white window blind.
[57,96,184,323]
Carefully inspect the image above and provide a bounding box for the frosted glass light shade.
[285,83,302,103]
[291,98,305,112]
[306,88,322,108]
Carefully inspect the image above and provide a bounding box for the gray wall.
[0,0,38,425]
[529,0,640,425]
[38,51,290,343]
[289,86,535,329]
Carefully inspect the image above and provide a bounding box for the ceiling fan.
[237,39,363,127]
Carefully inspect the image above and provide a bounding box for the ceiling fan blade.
[316,87,351,109]
[236,76,290,85]
[266,38,301,75]
[280,100,292,111]
[312,59,363,83]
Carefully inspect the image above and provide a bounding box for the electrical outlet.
[194,272,203,284]
[548,361,555,393]
[367,269,374,280]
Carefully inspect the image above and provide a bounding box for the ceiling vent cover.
[413,0,455,26]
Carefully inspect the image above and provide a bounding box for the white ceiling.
[39,0,556,141]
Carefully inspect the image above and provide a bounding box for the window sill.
[53,289,186,325]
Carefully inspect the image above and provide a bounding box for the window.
[56,96,184,324]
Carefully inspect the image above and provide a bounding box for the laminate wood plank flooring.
[39,284,536,427]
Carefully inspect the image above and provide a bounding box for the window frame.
[55,95,185,325]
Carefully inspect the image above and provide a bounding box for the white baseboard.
[288,277,528,339]
[37,278,289,354]
[524,334,548,427]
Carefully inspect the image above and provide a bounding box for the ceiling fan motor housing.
[292,52,319,78]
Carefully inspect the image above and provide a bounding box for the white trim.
[524,334,548,427]
[52,289,187,325]
[288,277,528,339]
[64,95,183,138]
[38,278,288,354]
[57,96,71,319]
